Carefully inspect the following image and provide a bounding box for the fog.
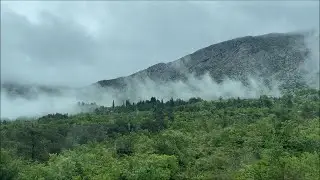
[1,73,285,119]
[300,31,320,89]
[1,89,79,119]
[1,1,319,119]
[1,52,318,119]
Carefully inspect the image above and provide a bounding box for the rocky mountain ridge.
[96,32,313,90]
[2,31,318,100]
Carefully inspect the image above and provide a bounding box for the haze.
[1,1,319,119]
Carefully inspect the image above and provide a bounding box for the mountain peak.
[95,32,311,90]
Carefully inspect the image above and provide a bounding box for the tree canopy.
[1,88,319,180]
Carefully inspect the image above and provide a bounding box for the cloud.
[1,1,319,86]
[1,72,283,119]
[0,1,319,119]
[0,87,79,119]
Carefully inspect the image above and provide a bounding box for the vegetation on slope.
[1,88,319,180]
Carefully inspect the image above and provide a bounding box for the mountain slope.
[96,32,315,90]
[2,32,318,102]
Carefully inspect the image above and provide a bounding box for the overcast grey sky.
[1,1,319,87]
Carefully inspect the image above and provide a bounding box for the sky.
[1,1,319,87]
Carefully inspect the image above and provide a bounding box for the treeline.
[1,97,180,163]
[77,96,199,114]
[1,88,319,180]
[77,93,313,115]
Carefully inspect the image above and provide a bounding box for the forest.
[1,88,319,180]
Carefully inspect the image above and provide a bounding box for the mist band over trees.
[0,1,319,180]
[1,31,319,119]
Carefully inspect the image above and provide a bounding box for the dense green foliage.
[1,88,319,180]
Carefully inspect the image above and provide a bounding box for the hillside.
[2,32,318,102]
[1,88,319,179]
[96,32,314,90]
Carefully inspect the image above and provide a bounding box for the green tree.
[0,149,22,180]
[153,101,166,131]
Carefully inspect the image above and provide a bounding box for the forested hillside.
[1,88,319,180]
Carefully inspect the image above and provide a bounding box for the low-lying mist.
[0,74,292,120]
[1,88,79,119]
[87,74,283,104]
[1,32,319,120]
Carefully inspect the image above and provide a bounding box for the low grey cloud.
[0,1,319,119]
[1,1,318,87]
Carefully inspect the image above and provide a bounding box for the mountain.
[95,32,317,91]
[2,31,318,101]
